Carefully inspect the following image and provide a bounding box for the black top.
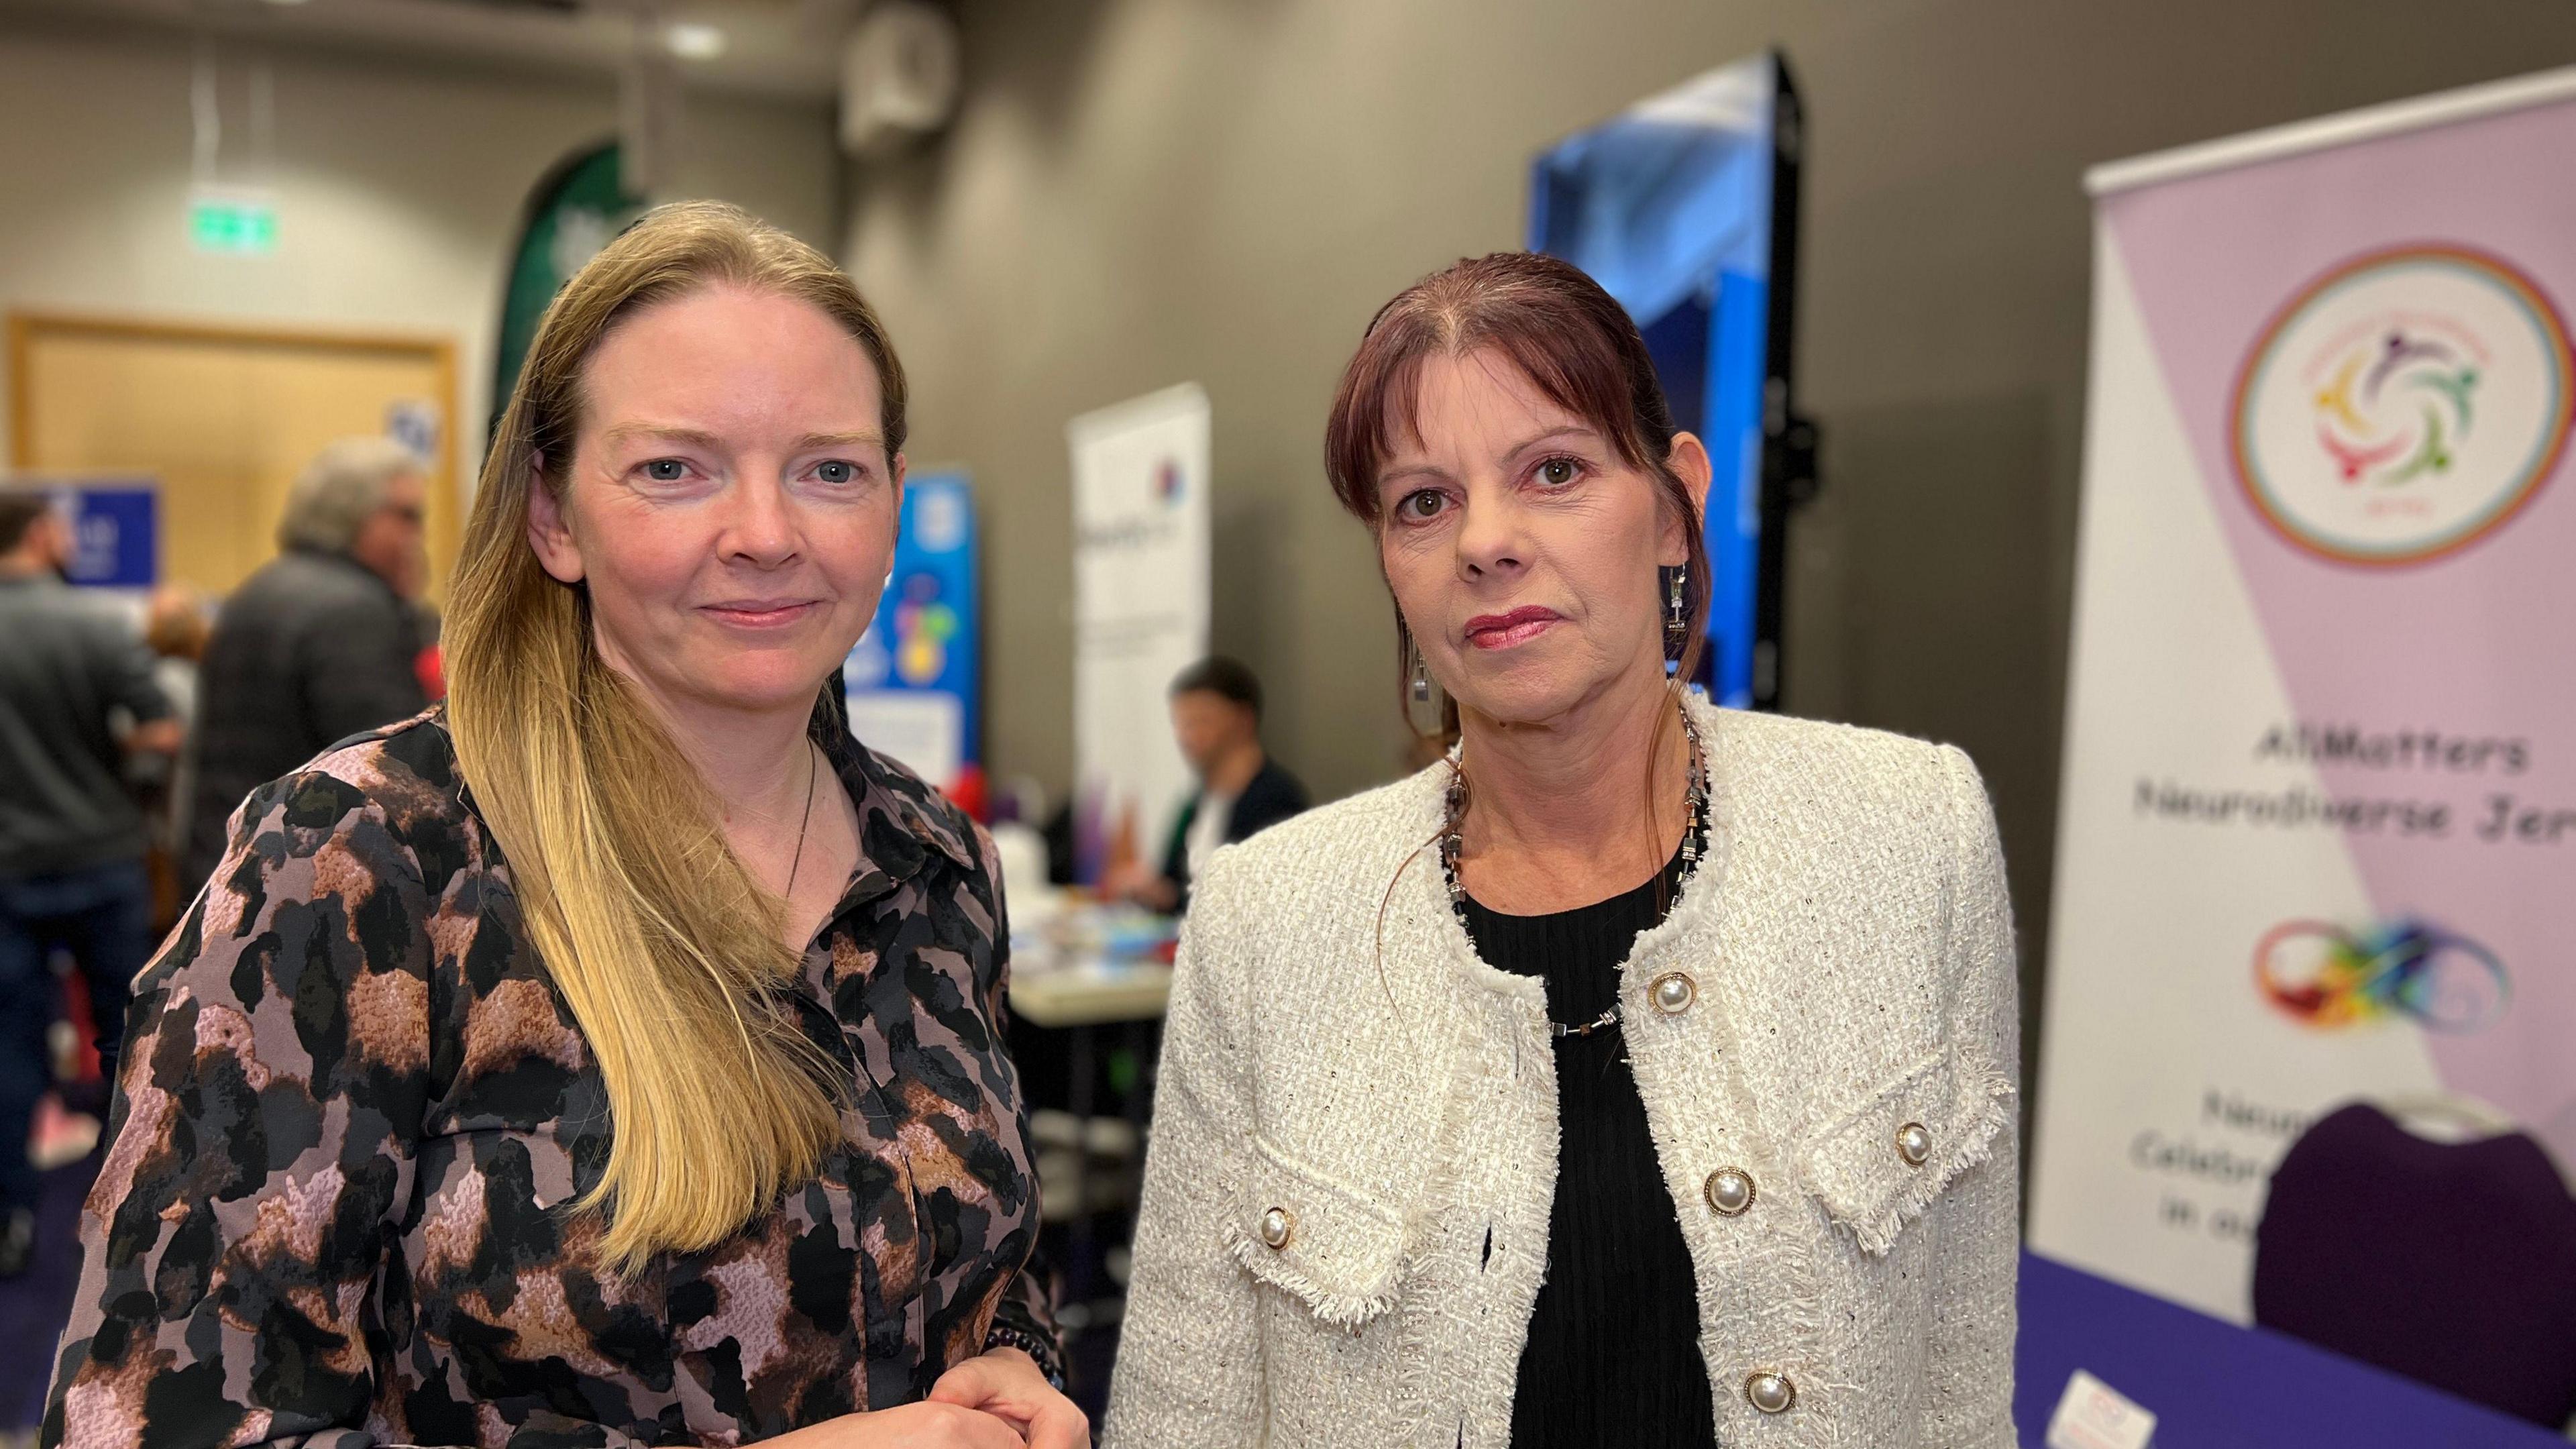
[186,547,427,890]
[0,572,174,875]
[1461,843,1713,1448]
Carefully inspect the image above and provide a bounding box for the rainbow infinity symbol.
[2253,919,2511,1033]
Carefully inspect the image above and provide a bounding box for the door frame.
[5,309,463,586]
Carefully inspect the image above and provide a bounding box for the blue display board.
[843,472,981,792]
[1532,52,1800,710]
[44,484,158,588]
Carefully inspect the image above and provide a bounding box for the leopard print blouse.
[44,705,1059,1448]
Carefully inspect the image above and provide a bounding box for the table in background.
[1005,898,1173,1169]
[1006,910,1175,1416]
[1007,949,1171,1230]
[2016,1249,2569,1447]
[1010,957,1173,1028]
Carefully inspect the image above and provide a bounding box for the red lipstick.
[1463,606,1562,651]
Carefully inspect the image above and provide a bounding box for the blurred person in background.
[140,584,209,724]
[0,493,177,1278]
[137,584,209,926]
[182,436,433,894]
[48,203,1077,1449]
[1103,655,1307,913]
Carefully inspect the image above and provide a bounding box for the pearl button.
[1258,1206,1294,1249]
[1896,1122,1933,1166]
[1650,971,1697,1015]
[1703,1167,1756,1216]
[1745,1371,1796,1414]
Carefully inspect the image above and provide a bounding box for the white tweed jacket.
[1104,696,2021,1448]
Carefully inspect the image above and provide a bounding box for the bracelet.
[983,1324,1066,1391]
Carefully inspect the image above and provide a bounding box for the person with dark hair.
[1105,655,1307,913]
[0,493,178,1277]
[1109,254,2020,1446]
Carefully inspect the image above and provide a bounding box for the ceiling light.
[664,22,728,61]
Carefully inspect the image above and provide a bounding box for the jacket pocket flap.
[1799,1049,2012,1257]
[1225,1136,1407,1328]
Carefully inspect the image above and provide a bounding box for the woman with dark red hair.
[1107,253,2021,1447]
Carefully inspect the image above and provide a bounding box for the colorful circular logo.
[2232,246,2573,566]
[2253,918,2510,1034]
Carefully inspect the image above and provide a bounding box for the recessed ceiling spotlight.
[664,21,728,61]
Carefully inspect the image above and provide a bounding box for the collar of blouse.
[806,684,983,893]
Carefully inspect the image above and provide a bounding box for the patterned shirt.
[44,704,1059,1448]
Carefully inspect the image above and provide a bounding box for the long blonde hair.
[444,201,908,1273]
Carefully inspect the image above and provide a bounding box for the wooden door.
[6,313,460,600]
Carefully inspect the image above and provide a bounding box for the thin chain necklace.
[1440,706,1710,1040]
[783,741,820,902]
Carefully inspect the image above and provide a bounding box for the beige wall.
[0,23,839,523]
[10,4,2563,1049]
[847,0,2576,1041]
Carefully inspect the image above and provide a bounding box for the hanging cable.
[251,60,275,185]
[191,38,221,184]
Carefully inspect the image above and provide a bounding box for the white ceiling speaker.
[840,1,961,154]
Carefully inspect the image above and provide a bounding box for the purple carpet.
[1,1148,98,1432]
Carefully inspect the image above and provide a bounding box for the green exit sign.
[189,191,279,255]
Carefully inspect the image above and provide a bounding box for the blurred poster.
[2032,70,2576,1322]
[385,398,443,466]
[15,481,157,589]
[1069,384,1211,885]
[845,472,981,800]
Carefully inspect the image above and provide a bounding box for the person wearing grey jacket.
[184,438,433,894]
[0,493,178,1276]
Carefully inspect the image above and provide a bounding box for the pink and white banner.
[2030,68,2576,1320]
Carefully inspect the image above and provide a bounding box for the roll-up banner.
[845,471,981,800]
[2030,67,2576,1321]
[1069,384,1212,886]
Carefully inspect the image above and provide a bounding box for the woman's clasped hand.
[766,1349,1088,1448]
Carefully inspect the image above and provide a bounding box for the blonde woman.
[45,205,1082,1449]
[1108,254,2020,1446]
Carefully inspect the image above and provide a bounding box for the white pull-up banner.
[1069,383,1212,886]
[2031,68,2576,1320]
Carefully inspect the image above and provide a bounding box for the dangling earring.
[1665,564,1689,664]
[1404,631,1447,739]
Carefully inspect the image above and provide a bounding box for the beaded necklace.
[1439,706,1711,1039]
